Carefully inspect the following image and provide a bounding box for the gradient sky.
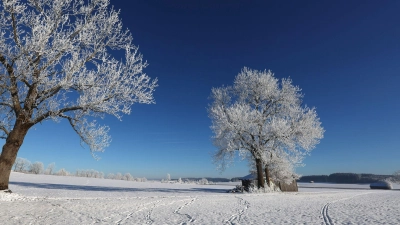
[8,0,400,179]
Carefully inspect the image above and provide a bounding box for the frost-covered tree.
[97,171,104,179]
[13,157,30,172]
[0,0,157,190]
[249,150,299,185]
[44,162,55,175]
[56,168,69,176]
[87,169,99,178]
[266,155,299,184]
[209,67,324,188]
[114,172,122,180]
[106,173,114,179]
[75,170,84,177]
[123,172,133,181]
[198,178,208,185]
[166,173,171,181]
[29,161,44,174]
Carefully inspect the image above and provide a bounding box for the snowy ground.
[1,172,400,224]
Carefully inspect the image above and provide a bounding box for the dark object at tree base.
[241,179,256,192]
[276,180,298,192]
[3,189,12,193]
[228,185,245,193]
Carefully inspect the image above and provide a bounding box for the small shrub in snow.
[161,176,173,183]
[135,177,147,182]
[198,178,209,185]
[56,168,70,176]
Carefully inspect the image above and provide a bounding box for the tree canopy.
[209,67,324,188]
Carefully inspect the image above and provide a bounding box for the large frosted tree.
[0,0,157,190]
[209,67,324,188]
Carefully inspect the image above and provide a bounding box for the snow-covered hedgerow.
[75,169,104,178]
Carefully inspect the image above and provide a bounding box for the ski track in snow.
[173,197,197,225]
[321,202,333,225]
[321,192,373,225]
[225,196,250,225]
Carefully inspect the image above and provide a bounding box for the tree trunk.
[265,164,271,187]
[255,158,265,188]
[0,124,30,190]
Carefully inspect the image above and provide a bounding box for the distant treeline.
[230,177,243,182]
[298,173,393,183]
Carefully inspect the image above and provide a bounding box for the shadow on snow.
[9,181,229,194]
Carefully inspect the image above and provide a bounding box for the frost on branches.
[0,0,157,190]
[209,67,324,188]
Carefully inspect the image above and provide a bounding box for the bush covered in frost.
[56,168,70,176]
[248,183,281,193]
[231,182,281,193]
[198,178,209,185]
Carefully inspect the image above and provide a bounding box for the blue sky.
[9,0,400,179]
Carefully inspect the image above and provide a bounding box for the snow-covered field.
[1,172,400,224]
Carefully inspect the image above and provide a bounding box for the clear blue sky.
[10,0,400,179]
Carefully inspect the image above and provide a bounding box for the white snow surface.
[1,172,400,224]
